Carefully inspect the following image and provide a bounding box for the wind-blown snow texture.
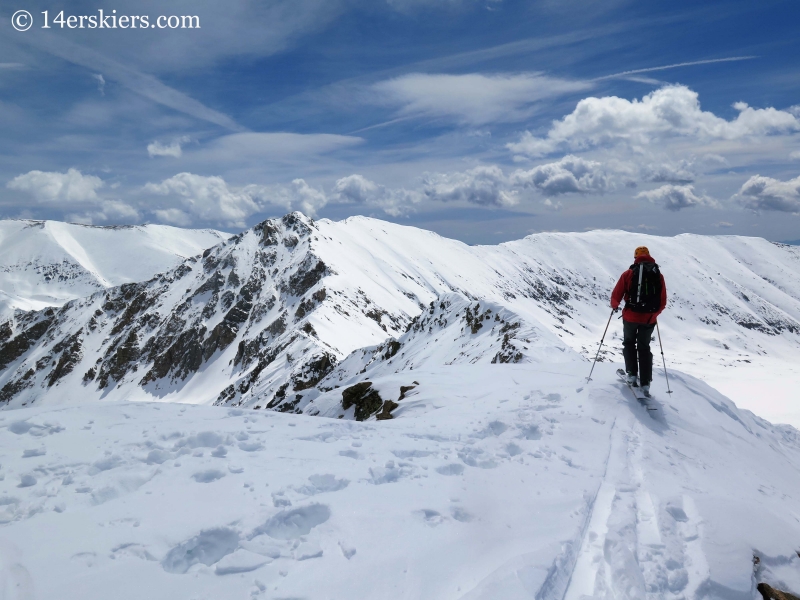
[1,213,800,598]
[1,213,798,424]
[0,219,227,319]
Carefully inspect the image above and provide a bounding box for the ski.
[617,369,657,410]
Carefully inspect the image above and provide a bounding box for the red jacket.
[610,255,667,324]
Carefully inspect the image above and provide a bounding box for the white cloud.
[29,33,244,130]
[143,173,334,226]
[196,132,364,162]
[510,155,611,195]
[790,150,800,161]
[143,173,260,227]
[636,184,716,211]
[372,72,589,125]
[148,137,190,158]
[67,200,140,225]
[152,208,193,227]
[92,73,106,96]
[737,175,800,213]
[642,161,695,184]
[254,179,329,217]
[332,174,421,216]
[332,174,379,204]
[7,168,104,203]
[508,85,800,157]
[423,165,519,206]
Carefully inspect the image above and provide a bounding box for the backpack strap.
[636,262,644,304]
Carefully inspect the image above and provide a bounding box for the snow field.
[1,361,799,599]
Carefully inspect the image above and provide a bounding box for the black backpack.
[626,262,662,313]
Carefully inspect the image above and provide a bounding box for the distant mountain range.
[2,213,798,424]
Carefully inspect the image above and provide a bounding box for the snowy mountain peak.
[0,218,228,318]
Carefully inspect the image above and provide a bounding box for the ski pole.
[586,308,615,382]
[656,322,673,394]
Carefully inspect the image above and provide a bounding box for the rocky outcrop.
[0,310,55,370]
[341,382,384,421]
[758,583,800,600]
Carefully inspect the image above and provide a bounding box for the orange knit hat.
[634,246,650,257]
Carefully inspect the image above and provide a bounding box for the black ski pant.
[622,320,655,385]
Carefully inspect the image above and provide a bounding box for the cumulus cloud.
[636,184,716,211]
[67,200,140,225]
[737,174,800,213]
[642,161,695,184]
[510,155,610,195]
[7,168,104,203]
[332,174,421,216]
[143,173,333,226]
[423,165,519,206]
[151,209,192,227]
[508,85,800,157]
[333,174,379,204]
[148,137,190,158]
[372,72,589,126]
[143,173,261,227]
[255,179,329,217]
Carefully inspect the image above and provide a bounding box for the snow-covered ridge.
[1,213,799,425]
[0,219,228,319]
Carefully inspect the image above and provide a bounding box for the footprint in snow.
[238,441,264,452]
[458,447,497,469]
[415,509,445,527]
[369,461,414,484]
[192,469,226,483]
[294,541,323,561]
[174,431,229,450]
[505,442,523,457]
[89,455,124,475]
[450,506,474,522]
[517,424,542,440]
[296,474,349,496]
[338,541,356,560]
[435,464,464,476]
[215,549,270,575]
[250,504,331,540]
[145,448,172,464]
[18,474,37,488]
[110,543,156,561]
[162,528,240,574]
[21,448,46,458]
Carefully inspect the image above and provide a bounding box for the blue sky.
[1,0,799,243]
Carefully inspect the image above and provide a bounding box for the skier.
[610,246,667,396]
